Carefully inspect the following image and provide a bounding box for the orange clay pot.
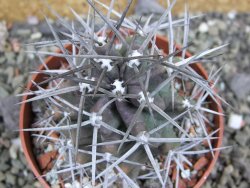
[20,35,224,188]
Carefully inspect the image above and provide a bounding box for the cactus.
[20,0,228,187]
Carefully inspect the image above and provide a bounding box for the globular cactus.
[21,0,227,187]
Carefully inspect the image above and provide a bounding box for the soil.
[0,0,250,22]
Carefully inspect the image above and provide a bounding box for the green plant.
[20,0,228,187]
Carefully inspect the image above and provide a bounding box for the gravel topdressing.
[0,11,250,188]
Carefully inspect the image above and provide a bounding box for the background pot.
[19,35,223,188]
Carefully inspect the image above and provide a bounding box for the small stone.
[1,131,16,139]
[5,52,15,62]
[11,75,24,88]
[219,175,228,186]
[224,165,234,174]
[27,16,39,25]
[16,29,31,37]
[17,52,25,64]
[228,11,236,19]
[0,86,9,98]
[18,178,25,186]
[0,149,10,163]
[217,20,227,31]
[234,130,249,146]
[0,163,10,171]
[247,95,250,102]
[0,171,5,182]
[23,169,28,177]
[11,138,21,148]
[229,73,250,100]
[0,96,20,132]
[231,168,240,180]
[9,144,18,159]
[38,21,53,36]
[6,173,16,185]
[239,181,248,188]
[194,156,209,171]
[25,172,35,182]
[34,181,42,188]
[14,86,23,95]
[239,103,250,114]
[0,56,6,64]
[64,183,72,188]
[11,160,24,170]
[245,24,250,33]
[82,177,89,184]
[10,166,19,174]
[135,0,165,15]
[219,82,225,91]
[20,152,28,165]
[143,179,161,188]
[11,38,21,53]
[0,138,10,148]
[207,20,216,26]
[232,147,248,160]
[5,66,14,84]
[243,164,250,181]
[199,23,209,33]
[209,26,219,36]
[27,53,35,60]
[30,32,42,40]
[228,113,243,130]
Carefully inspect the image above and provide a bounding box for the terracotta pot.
[20,35,224,188]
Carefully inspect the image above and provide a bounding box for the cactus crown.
[21,0,228,187]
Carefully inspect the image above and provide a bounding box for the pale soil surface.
[0,0,250,22]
